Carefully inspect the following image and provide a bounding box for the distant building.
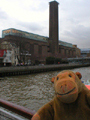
[81,48,90,57]
[0,1,77,64]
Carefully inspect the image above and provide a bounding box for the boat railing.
[0,98,36,120]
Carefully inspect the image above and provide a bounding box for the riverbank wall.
[0,63,90,77]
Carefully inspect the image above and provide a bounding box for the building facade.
[73,45,81,58]
[0,41,20,66]
[0,1,77,65]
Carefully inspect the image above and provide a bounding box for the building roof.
[2,28,48,42]
[59,40,73,48]
[2,28,74,48]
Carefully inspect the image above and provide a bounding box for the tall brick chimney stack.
[49,0,59,54]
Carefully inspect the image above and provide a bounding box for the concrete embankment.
[0,63,90,77]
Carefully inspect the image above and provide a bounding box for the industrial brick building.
[0,1,80,65]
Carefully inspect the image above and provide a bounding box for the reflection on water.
[0,67,90,111]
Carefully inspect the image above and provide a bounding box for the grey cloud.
[17,21,47,35]
[25,0,49,12]
[59,0,90,48]
[61,25,90,48]
[66,25,90,40]
[72,26,90,39]
[32,2,48,11]
[0,8,8,19]
[60,0,90,23]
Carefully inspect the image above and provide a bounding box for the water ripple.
[0,67,90,111]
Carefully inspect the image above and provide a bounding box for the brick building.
[0,1,77,65]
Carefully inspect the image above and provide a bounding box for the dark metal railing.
[0,98,35,119]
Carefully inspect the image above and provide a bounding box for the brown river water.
[0,66,90,112]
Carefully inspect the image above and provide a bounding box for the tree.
[46,57,55,64]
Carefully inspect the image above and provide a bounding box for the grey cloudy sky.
[0,0,90,49]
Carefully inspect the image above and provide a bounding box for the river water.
[0,66,90,112]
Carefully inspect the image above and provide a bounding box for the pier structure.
[0,63,90,77]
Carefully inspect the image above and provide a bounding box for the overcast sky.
[0,0,90,49]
